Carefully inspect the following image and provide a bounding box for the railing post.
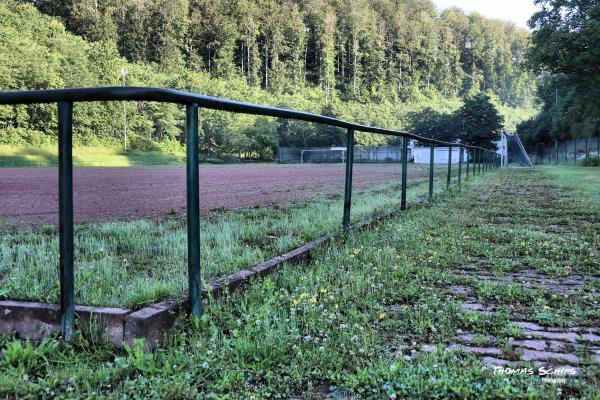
[457,147,463,188]
[466,149,470,178]
[483,151,489,173]
[401,137,408,210]
[446,146,452,189]
[428,144,434,199]
[58,101,74,341]
[585,138,589,159]
[573,140,577,164]
[343,128,355,227]
[477,149,481,175]
[186,104,202,318]
[485,152,488,172]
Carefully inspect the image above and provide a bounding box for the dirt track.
[0,163,430,227]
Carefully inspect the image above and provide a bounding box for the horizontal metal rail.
[0,86,502,341]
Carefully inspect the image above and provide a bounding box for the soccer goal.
[300,147,347,164]
[504,132,533,168]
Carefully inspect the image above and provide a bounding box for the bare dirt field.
[0,163,432,226]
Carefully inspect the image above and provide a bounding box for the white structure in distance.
[411,139,506,165]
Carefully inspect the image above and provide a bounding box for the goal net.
[300,147,347,164]
[505,132,533,168]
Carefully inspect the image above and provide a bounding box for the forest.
[0,0,539,158]
[517,0,600,147]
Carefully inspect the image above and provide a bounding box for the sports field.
[0,163,440,226]
[1,162,454,307]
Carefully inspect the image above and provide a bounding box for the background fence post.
[573,140,577,164]
[401,137,408,210]
[555,140,558,164]
[466,149,470,178]
[446,146,452,189]
[483,152,486,173]
[58,101,74,341]
[477,149,481,174]
[343,129,355,226]
[428,144,434,199]
[585,138,589,159]
[186,104,202,318]
[457,147,463,188]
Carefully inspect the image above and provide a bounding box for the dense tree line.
[1,0,537,158]
[409,93,504,149]
[518,0,600,146]
[26,0,536,105]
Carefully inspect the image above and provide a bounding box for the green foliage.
[457,93,504,149]
[409,93,505,149]
[520,0,600,145]
[582,156,600,167]
[118,339,159,374]
[1,0,537,157]
[0,339,57,377]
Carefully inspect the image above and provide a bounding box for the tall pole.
[343,129,355,227]
[446,146,452,189]
[58,101,74,341]
[457,147,463,188]
[428,144,434,199]
[186,104,201,317]
[401,137,409,210]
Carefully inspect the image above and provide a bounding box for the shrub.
[582,156,600,167]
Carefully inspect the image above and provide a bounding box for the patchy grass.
[0,166,598,398]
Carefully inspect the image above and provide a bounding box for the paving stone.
[448,285,471,294]
[521,350,580,364]
[509,339,548,351]
[461,302,494,312]
[523,330,579,342]
[581,333,600,343]
[549,341,568,352]
[515,321,544,331]
[457,334,475,342]
[481,356,511,367]
[458,345,503,356]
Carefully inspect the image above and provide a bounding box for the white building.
[412,146,462,164]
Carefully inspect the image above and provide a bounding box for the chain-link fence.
[531,137,600,165]
[278,146,409,164]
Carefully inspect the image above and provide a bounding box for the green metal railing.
[0,87,501,340]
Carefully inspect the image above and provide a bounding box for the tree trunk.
[264,45,269,89]
[352,33,357,93]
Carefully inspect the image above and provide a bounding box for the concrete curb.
[0,301,129,347]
